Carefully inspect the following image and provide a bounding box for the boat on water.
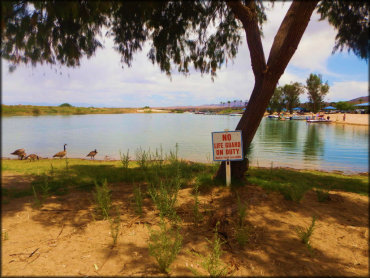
[267,115,279,119]
[306,114,332,123]
[306,119,332,123]
[290,115,307,120]
[229,113,242,116]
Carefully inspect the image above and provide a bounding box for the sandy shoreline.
[328,113,368,125]
[267,112,368,126]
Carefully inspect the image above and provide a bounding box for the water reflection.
[303,124,324,160]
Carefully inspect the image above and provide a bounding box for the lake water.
[2,113,368,173]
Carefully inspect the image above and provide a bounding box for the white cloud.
[326,81,368,102]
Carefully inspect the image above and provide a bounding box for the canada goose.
[25,154,39,161]
[86,149,97,160]
[11,149,26,160]
[53,144,67,158]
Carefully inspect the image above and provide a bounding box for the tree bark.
[216,0,318,180]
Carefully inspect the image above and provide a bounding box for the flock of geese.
[10,144,98,161]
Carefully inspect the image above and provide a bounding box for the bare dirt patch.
[1,175,368,276]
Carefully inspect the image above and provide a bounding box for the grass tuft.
[148,177,180,221]
[93,179,111,220]
[109,207,121,247]
[148,217,183,273]
[190,222,229,277]
[296,215,317,252]
[133,183,143,216]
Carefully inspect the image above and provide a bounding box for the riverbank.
[266,112,368,126]
[1,105,140,116]
[1,158,368,276]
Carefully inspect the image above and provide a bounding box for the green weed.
[193,183,203,226]
[148,177,180,221]
[296,215,317,251]
[133,184,143,216]
[93,179,111,220]
[135,147,151,169]
[40,176,51,199]
[109,207,121,247]
[195,173,214,193]
[148,218,183,273]
[119,150,130,170]
[280,184,308,202]
[152,146,164,169]
[32,186,42,209]
[190,222,229,277]
[315,189,330,202]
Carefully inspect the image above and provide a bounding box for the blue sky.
[2,2,368,108]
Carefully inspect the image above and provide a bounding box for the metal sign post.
[226,159,231,186]
[211,129,243,187]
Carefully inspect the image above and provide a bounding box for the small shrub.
[196,174,213,192]
[135,147,151,169]
[315,189,330,202]
[152,146,164,169]
[148,178,180,221]
[193,183,203,226]
[40,176,51,199]
[109,207,121,247]
[133,184,143,216]
[120,150,130,170]
[280,184,307,202]
[296,215,317,250]
[190,222,229,277]
[93,179,111,220]
[32,186,42,209]
[167,143,179,163]
[148,218,183,273]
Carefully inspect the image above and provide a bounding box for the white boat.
[306,119,332,123]
[290,115,307,120]
[267,115,279,119]
[307,115,332,123]
[229,113,242,116]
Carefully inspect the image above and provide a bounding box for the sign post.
[212,129,243,186]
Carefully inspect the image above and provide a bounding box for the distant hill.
[348,96,369,104]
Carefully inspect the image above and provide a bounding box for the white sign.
[212,130,243,161]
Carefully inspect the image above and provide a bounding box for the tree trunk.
[216,0,318,180]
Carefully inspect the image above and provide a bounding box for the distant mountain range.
[348,96,369,104]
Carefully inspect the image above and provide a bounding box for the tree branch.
[226,0,266,80]
[267,0,319,77]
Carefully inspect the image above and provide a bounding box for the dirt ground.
[1,173,369,276]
